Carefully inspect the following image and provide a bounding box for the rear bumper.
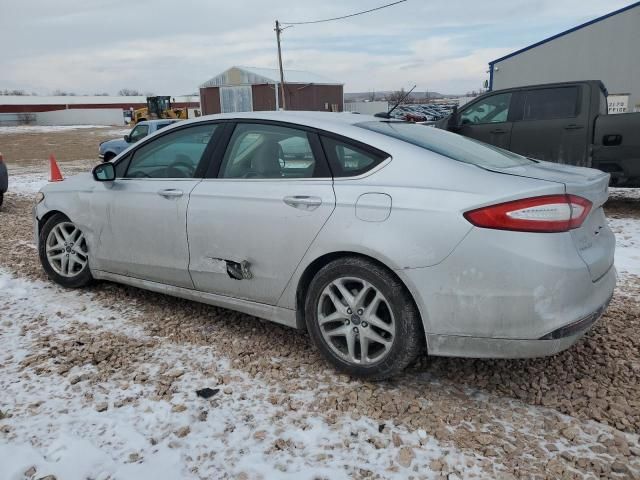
[396,226,617,358]
[426,294,612,358]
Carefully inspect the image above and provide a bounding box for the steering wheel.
[167,160,195,178]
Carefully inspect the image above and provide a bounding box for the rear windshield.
[357,121,534,169]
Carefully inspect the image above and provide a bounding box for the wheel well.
[295,251,423,335]
[38,210,67,238]
[104,151,116,161]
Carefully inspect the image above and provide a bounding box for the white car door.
[90,123,220,287]
[187,122,335,305]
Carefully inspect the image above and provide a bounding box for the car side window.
[219,123,319,179]
[129,124,149,143]
[460,93,512,125]
[522,87,579,121]
[321,136,387,177]
[125,124,218,179]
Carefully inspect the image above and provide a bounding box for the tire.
[103,152,115,163]
[0,191,3,209]
[305,257,424,380]
[39,213,93,288]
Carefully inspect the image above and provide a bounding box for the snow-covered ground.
[1,171,639,479]
[0,270,487,480]
[609,217,640,277]
[0,125,120,135]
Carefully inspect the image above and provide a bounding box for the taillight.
[464,194,592,233]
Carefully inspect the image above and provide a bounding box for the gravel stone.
[1,141,640,480]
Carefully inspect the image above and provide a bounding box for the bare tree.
[1,89,28,95]
[94,92,110,96]
[52,89,76,96]
[118,88,143,96]
[387,88,407,104]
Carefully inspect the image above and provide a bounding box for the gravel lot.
[0,127,639,479]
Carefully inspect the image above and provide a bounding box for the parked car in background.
[0,153,7,208]
[436,80,640,185]
[98,119,178,162]
[35,112,615,379]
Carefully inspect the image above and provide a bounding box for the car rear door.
[186,121,335,305]
[509,85,590,166]
[89,123,221,287]
[455,91,514,149]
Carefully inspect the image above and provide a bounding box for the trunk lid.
[488,161,615,282]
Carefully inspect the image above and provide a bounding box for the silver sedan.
[34,112,616,379]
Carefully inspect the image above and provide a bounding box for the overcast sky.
[0,0,632,95]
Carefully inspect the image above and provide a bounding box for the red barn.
[199,66,343,115]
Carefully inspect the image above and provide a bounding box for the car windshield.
[357,121,534,169]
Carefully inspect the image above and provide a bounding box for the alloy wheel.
[45,222,89,278]
[317,276,396,365]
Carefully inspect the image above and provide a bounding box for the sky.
[0,0,633,95]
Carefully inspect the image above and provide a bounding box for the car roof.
[177,111,387,132]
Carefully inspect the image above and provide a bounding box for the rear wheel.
[39,213,93,288]
[305,257,423,380]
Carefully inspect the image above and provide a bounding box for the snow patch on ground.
[0,125,114,135]
[609,187,640,200]
[0,270,487,480]
[609,217,640,277]
[5,172,48,196]
[6,161,94,195]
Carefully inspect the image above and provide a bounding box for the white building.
[489,2,640,112]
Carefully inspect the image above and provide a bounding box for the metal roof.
[200,66,342,88]
[0,95,198,105]
[489,1,640,66]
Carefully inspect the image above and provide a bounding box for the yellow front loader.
[130,96,190,125]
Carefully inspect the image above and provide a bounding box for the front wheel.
[305,257,424,380]
[39,213,93,288]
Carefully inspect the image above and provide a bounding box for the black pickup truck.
[435,80,640,185]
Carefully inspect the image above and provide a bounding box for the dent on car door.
[457,92,514,149]
[89,123,220,287]
[187,122,336,305]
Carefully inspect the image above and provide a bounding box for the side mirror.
[93,163,115,182]
[124,134,131,142]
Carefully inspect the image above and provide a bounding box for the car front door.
[89,123,220,287]
[187,121,335,305]
[509,86,589,165]
[456,92,514,149]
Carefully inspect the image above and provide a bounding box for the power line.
[281,0,408,26]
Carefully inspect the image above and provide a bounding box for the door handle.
[490,128,507,134]
[564,124,584,130]
[283,195,322,211]
[158,188,183,198]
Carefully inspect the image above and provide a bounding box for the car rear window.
[357,121,534,169]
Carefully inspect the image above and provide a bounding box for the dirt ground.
[1,127,639,479]
[0,127,127,165]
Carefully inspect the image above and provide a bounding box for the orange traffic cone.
[49,154,64,182]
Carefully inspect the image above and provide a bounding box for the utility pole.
[275,20,286,110]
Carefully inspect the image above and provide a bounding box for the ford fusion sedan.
[34,111,616,380]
